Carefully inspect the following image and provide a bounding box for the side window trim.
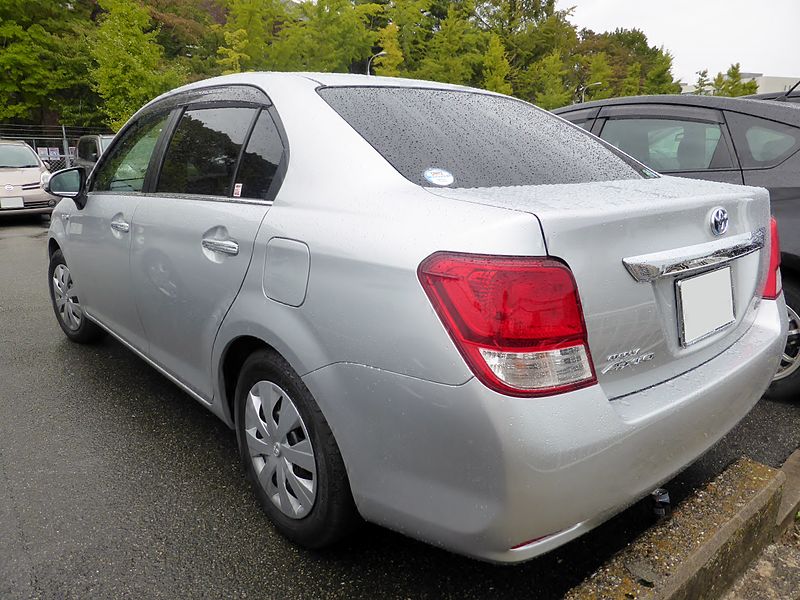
[144,100,290,205]
[596,116,739,173]
[143,107,185,193]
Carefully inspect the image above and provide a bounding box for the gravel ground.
[1,215,799,600]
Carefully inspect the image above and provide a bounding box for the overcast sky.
[556,0,799,84]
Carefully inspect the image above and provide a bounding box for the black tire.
[234,348,360,548]
[47,249,105,344]
[768,276,800,400]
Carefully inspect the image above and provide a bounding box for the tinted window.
[234,110,284,200]
[92,114,169,192]
[0,144,38,168]
[600,118,733,172]
[157,107,256,196]
[727,112,800,168]
[319,87,644,188]
[78,138,98,161]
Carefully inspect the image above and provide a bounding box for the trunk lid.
[427,176,771,399]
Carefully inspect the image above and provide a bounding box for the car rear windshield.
[318,86,648,188]
[0,144,39,168]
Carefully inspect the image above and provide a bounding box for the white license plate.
[0,197,24,209]
[676,267,735,347]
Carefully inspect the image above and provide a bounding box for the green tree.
[520,50,570,108]
[219,0,287,70]
[0,0,100,124]
[415,4,485,86]
[712,71,727,96]
[482,33,513,93]
[619,62,641,96]
[90,0,185,129]
[583,51,613,100]
[712,63,758,97]
[374,22,404,76]
[642,50,680,94]
[272,0,382,72]
[380,0,433,73]
[694,69,711,95]
[216,28,250,74]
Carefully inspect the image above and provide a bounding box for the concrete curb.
[565,458,785,600]
[776,449,800,538]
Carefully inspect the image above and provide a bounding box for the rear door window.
[157,107,257,196]
[599,118,734,172]
[319,87,645,188]
[726,112,800,168]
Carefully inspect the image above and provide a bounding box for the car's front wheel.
[769,276,800,399]
[48,249,104,344]
[234,348,360,548]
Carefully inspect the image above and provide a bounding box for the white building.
[682,73,799,95]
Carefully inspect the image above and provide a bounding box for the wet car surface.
[2,218,799,599]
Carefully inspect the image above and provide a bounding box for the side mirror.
[45,166,88,209]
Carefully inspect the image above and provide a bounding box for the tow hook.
[650,488,671,518]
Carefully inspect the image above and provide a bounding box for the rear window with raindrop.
[318,86,648,189]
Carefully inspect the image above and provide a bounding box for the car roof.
[553,94,800,125]
[150,71,482,105]
[0,139,32,146]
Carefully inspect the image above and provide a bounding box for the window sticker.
[423,168,454,186]
[233,183,243,197]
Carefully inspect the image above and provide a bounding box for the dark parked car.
[745,81,800,104]
[554,95,800,396]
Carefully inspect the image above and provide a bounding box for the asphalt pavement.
[1,215,798,600]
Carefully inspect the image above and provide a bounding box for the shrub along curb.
[565,456,788,600]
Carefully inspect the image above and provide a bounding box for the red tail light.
[418,252,597,397]
[762,217,782,300]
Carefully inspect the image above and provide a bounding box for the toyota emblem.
[3,184,13,191]
[710,207,728,236]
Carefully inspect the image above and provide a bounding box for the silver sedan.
[44,73,786,563]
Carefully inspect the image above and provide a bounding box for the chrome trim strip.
[84,311,212,407]
[623,228,765,283]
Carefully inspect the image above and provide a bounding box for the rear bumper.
[302,297,786,563]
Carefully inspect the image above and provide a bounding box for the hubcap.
[52,263,82,331]
[244,381,317,519]
[775,304,800,381]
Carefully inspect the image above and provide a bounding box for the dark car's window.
[318,87,646,188]
[234,110,284,200]
[599,118,733,172]
[726,112,800,168]
[157,107,256,196]
[78,138,98,161]
[92,114,170,192]
[556,108,597,131]
[0,144,39,168]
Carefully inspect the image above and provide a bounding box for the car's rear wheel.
[48,249,104,343]
[769,276,800,399]
[234,348,359,548]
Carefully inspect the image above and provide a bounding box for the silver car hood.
[426,176,772,399]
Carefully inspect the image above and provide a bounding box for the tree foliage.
[2,0,751,128]
[90,0,185,129]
